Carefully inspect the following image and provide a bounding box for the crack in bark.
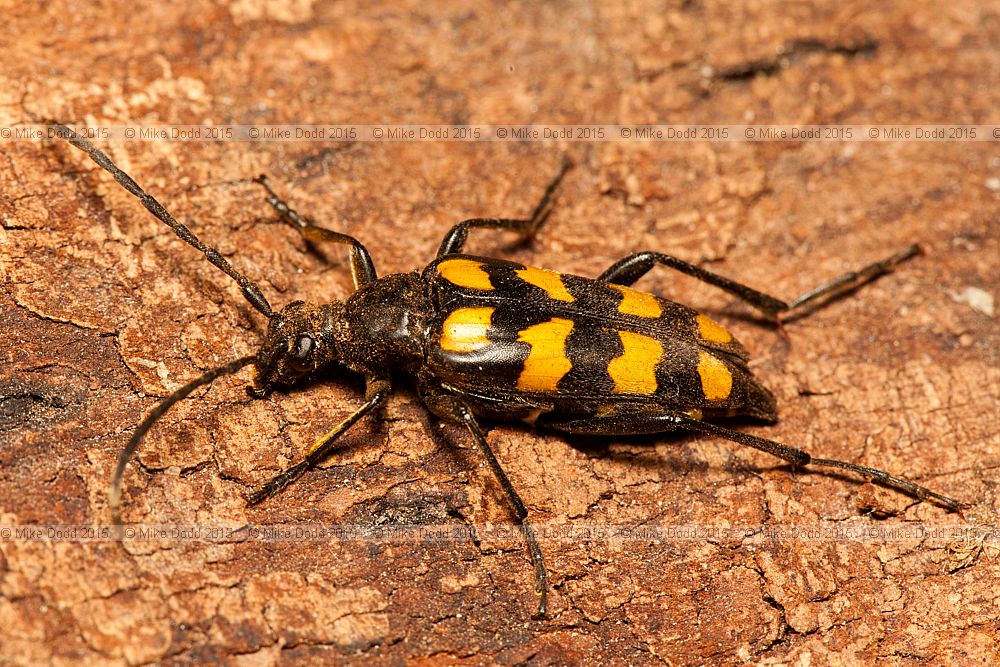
[8,296,107,332]
[713,37,880,83]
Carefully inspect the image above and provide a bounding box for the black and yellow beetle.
[50,123,961,617]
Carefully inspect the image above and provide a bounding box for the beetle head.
[249,300,343,396]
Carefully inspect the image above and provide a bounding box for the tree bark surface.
[1,2,997,664]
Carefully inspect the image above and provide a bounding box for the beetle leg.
[247,376,390,505]
[420,386,550,617]
[436,157,571,257]
[539,410,961,511]
[782,244,923,317]
[597,245,923,320]
[677,415,963,511]
[253,175,377,290]
[597,251,789,316]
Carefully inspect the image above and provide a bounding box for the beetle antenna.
[109,355,257,527]
[48,122,274,318]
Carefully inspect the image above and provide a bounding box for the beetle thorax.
[339,272,430,375]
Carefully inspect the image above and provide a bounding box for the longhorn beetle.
[50,123,961,617]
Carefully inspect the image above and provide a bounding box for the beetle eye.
[292,334,314,360]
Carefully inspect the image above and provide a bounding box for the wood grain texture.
[2,1,998,664]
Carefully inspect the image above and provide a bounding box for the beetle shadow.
[778,284,877,324]
[554,417,783,478]
[559,431,707,475]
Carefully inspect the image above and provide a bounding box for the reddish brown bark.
[1,2,997,664]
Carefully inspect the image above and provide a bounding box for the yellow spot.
[437,258,494,291]
[610,284,662,318]
[696,314,733,344]
[516,318,574,391]
[440,307,494,352]
[684,408,703,420]
[607,331,662,394]
[697,350,733,401]
[516,266,575,302]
